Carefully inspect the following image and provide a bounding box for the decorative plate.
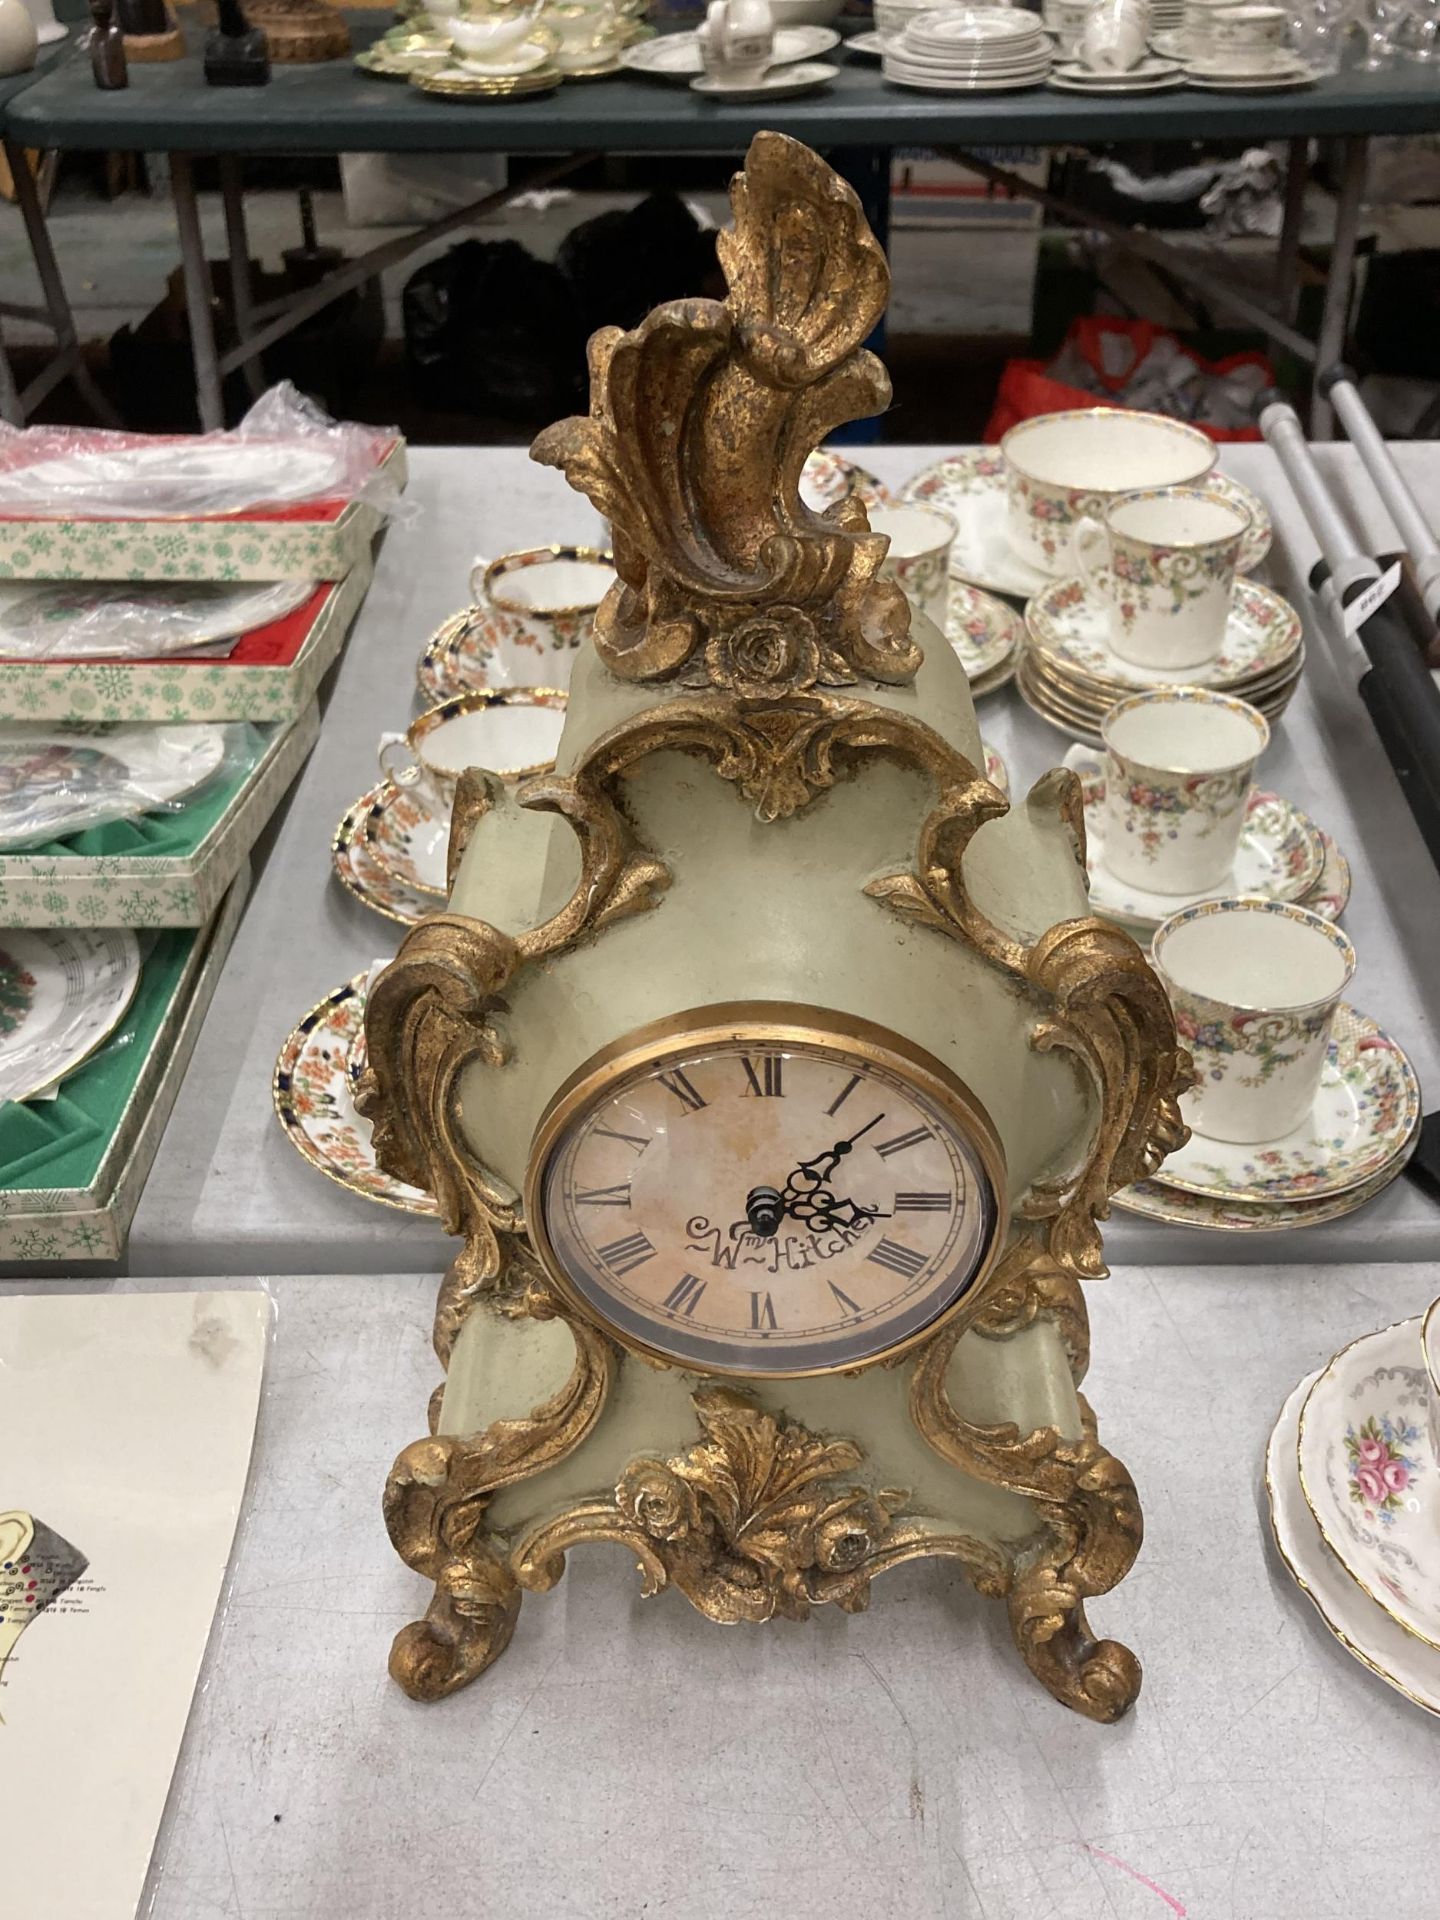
[0,441,349,516]
[1297,1317,1440,1652]
[355,41,451,77]
[412,62,560,96]
[1160,1004,1420,1205]
[898,450,1272,594]
[1306,827,1352,922]
[0,579,312,662]
[621,24,838,76]
[362,779,448,898]
[0,928,141,1105]
[273,976,437,1214]
[0,722,228,851]
[1113,1116,1417,1230]
[1266,1367,1440,1716]
[799,448,889,515]
[1026,573,1302,693]
[982,740,1008,795]
[1082,783,1325,929]
[332,792,430,926]
[416,602,588,703]
[947,580,1023,683]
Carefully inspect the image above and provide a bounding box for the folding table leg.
[1311,135,1369,442]
[172,150,226,432]
[2,134,119,427]
[219,156,265,403]
[0,330,20,427]
[1273,136,1308,322]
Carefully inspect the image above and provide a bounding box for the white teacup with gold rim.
[548,1,625,69]
[471,545,615,653]
[1073,484,1250,672]
[379,686,568,813]
[1064,687,1269,894]
[870,503,956,632]
[1153,898,1357,1144]
[1000,408,1217,577]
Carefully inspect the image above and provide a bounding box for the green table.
[7,14,1439,429]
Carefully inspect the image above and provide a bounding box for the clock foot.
[1007,1571,1141,1724]
[387,1543,522,1704]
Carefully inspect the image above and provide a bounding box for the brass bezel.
[523,1000,1010,1380]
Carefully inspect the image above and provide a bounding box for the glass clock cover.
[529,1016,1005,1376]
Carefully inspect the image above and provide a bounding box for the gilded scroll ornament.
[531,132,916,691]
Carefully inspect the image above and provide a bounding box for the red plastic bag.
[984,316,1272,444]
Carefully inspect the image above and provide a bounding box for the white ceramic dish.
[1266,1365,1440,1716]
[0,441,346,516]
[1048,67,1183,90]
[1116,1124,1417,1231]
[1297,1318,1440,1655]
[621,23,838,74]
[0,579,312,662]
[0,722,228,850]
[946,580,1023,683]
[691,59,837,96]
[0,927,141,1105]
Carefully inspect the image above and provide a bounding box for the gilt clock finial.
[531,132,919,694]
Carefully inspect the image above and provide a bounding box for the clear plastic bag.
[0,383,401,520]
[0,927,143,1107]
[0,579,314,662]
[0,720,259,852]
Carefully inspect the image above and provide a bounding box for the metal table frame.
[1,20,1428,434]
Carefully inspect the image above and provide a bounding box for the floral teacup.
[471,545,615,654]
[870,504,956,634]
[1153,897,1357,1144]
[1063,688,1269,894]
[1073,485,1250,671]
[379,686,568,813]
[1000,407,1216,577]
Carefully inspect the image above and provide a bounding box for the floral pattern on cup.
[1112,764,1250,866]
[475,545,615,652]
[1110,531,1244,636]
[1173,997,1332,1090]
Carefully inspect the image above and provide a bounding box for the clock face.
[528,1014,1004,1376]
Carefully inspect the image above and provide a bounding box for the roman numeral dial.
[532,1022,1002,1379]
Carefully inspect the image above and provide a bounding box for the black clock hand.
[731,1115,889,1242]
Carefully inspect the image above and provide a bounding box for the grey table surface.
[74,1255,1427,1920]
[9,15,1440,152]
[123,440,1440,1279]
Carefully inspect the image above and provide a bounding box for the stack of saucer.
[883,7,1053,90]
[1267,1306,1440,1716]
[1021,571,1304,743]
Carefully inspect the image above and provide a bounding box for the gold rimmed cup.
[378,686,569,812]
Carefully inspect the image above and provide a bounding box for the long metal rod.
[219,156,265,403]
[1261,400,1379,635]
[1273,135,1309,318]
[171,152,226,431]
[1309,134,1369,442]
[212,151,597,379]
[0,328,20,427]
[1323,364,1440,621]
[2,133,118,425]
[940,145,1319,362]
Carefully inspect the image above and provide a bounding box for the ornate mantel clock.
[360,133,1190,1724]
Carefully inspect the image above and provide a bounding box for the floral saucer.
[0,928,140,1105]
[1298,1317,1440,1653]
[1113,1116,1417,1230]
[273,975,437,1214]
[1026,573,1302,692]
[898,450,1272,596]
[363,779,448,898]
[417,602,586,704]
[1305,828,1352,923]
[1267,1366,1440,1716]
[947,580,1023,684]
[1081,783,1325,929]
[1157,1004,1421,1204]
[332,792,430,926]
[799,448,889,515]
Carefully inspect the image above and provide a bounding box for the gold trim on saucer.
[412,63,560,96]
